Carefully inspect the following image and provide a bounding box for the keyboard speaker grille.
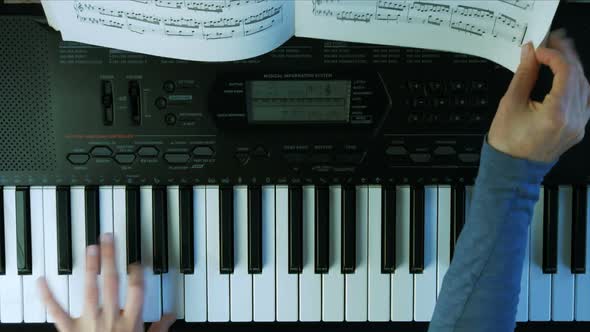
[0,17,55,172]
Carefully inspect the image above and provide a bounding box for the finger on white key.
[124,264,145,320]
[84,245,100,318]
[38,278,73,331]
[69,187,86,318]
[112,187,127,309]
[101,233,120,322]
[162,186,184,319]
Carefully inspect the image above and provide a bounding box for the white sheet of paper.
[295,0,559,72]
[41,0,295,62]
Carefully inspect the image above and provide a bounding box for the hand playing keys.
[37,234,176,332]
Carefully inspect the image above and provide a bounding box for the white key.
[391,186,413,321]
[23,187,46,323]
[322,186,344,322]
[231,186,252,322]
[529,187,551,321]
[516,224,530,322]
[206,186,229,322]
[98,186,113,307]
[414,186,437,322]
[0,187,23,323]
[43,187,69,322]
[368,186,390,321]
[68,187,86,318]
[113,186,127,308]
[299,186,321,322]
[552,186,574,321]
[253,186,276,322]
[276,185,298,321]
[575,185,590,321]
[162,186,184,319]
[436,186,451,298]
[140,186,162,322]
[345,186,368,322]
[185,186,207,322]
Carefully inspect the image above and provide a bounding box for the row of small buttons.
[386,145,480,163]
[67,145,215,166]
[407,80,488,96]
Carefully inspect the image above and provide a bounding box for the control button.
[433,146,456,156]
[252,146,269,158]
[164,153,190,164]
[386,146,408,156]
[163,80,176,93]
[311,165,332,173]
[67,153,90,165]
[458,153,480,163]
[450,81,467,93]
[193,146,215,157]
[309,154,332,164]
[412,97,428,109]
[235,152,250,166]
[90,146,113,157]
[432,97,449,109]
[137,146,159,157]
[407,81,425,94]
[408,113,421,123]
[335,152,367,164]
[473,96,489,107]
[453,96,468,108]
[471,80,488,92]
[284,153,307,164]
[155,97,168,110]
[427,81,444,95]
[114,153,136,165]
[165,113,177,125]
[410,153,432,163]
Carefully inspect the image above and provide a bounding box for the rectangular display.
[247,80,351,123]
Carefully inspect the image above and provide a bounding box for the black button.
[155,97,168,110]
[164,153,190,164]
[235,152,250,166]
[165,113,177,125]
[137,146,159,157]
[90,146,113,157]
[16,187,32,275]
[386,146,408,156]
[458,153,480,163]
[163,80,176,93]
[219,187,234,274]
[410,153,432,163]
[84,186,100,247]
[67,153,90,165]
[114,153,136,165]
[193,146,215,157]
[56,186,72,275]
[543,186,558,274]
[125,187,141,269]
[433,146,456,156]
[179,186,194,274]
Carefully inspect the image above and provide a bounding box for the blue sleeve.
[428,138,555,332]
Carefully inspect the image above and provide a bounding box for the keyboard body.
[1,2,590,331]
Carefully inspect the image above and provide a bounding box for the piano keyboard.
[0,184,588,323]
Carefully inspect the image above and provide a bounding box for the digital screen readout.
[246,80,351,123]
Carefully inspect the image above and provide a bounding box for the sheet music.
[41,0,294,61]
[295,0,559,71]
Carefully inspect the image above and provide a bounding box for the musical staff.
[72,0,283,39]
[311,0,528,45]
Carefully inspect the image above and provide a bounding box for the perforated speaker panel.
[0,17,55,172]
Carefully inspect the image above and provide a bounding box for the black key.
[84,186,100,247]
[341,186,356,274]
[152,186,168,274]
[56,186,72,275]
[572,186,587,274]
[0,188,5,275]
[179,186,194,274]
[543,186,558,274]
[450,185,466,261]
[248,186,263,274]
[16,187,32,275]
[219,186,234,274]
[410,185,425,274]
[288,186,303,274]
[126,187,141,268]
[381,185,396,274]
[315,186,329,274]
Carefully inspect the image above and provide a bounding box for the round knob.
[165,113,176,125]
[155,97,168,110]
[163,80,176,93]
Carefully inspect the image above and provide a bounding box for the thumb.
[148,314,176,332]
[506,42,540,102]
